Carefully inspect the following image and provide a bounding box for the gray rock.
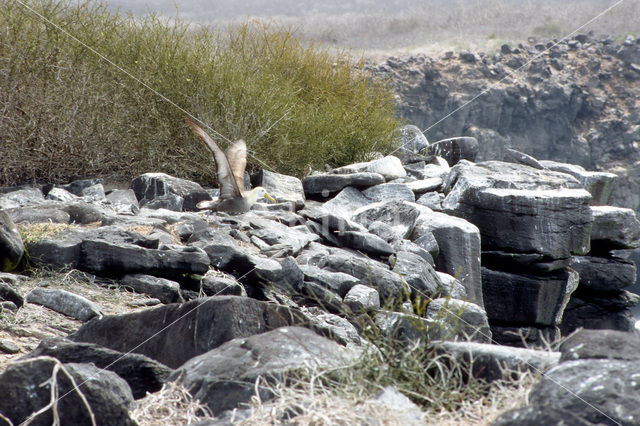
[492,405,596,426]
[391,239,435,265]
[46,187,77,202]
[481,267,579,326]
[0,187,44,209]
[26,287,103,322]
[351,200,420,240]
[80,183,106,201]
[130,172,211,211]
[252,169,305,209]
[443,161,593,259]
[430,341,560,383]
[189,228,252,273]
[201,272,246,296]
[398,125,429,164]
[570,255,636,291]
[59,178,104,196]
[501,147,545,169]
[297,281,345,314]
[526,359,640,425]
[0,339,20,354]
[298,264,360,298]
[331,156,406,181]
[64,201,111,224]
[371,386,424,425]
[106,189,140,215]
[248,217,317,256]
[6,204,71,224]
[411,229,439,260]
[405,178,443,195]
[362,183,415,203]
[425,137,479,165]
[171,326,358,415]
[482,250,571,273]
[0,282,24,308]
[69,296,306,368]
[321,186,371,218]
[425,299,491,343]
[490,325,561,348]
[405,160,450,181]
[121,274,183,304]
[540,160,618,205]
[140,193,184,211]
[303,172,385,196]
[375,311,452,342]
[343,284,380,313]
[22,337,173,399]
[435,272,467,299]
[411,207,483,306]
[334,230,395,256]
[590,206,640,249]
[559,328,640,362]
[561,294,637,334]
[0,358,136,425]
[392,250,442,298]
[0,210,24,272]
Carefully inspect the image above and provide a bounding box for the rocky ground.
[1,130,640,424]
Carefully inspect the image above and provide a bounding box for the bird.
[186,117,275,213]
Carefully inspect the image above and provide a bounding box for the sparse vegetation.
[0,0,402,187]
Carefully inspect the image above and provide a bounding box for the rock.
[64,201,111,224]
[6,204,71,224]
[362,183,415,203]
[252,169,305,209]
[298,264,360,298]
[59,178,104,196]
[69,296,306,368]
[411,208,483,306]
[590,206,640,249]
[405,160,450,181]
[188,228,250,273]
[375,311,452,342]
[296,281,344,314]
[570,255,636,291]
[560,294,637,334]
[80,183,106,201]
[416,191,444,210]
[140,193,184,211]
[26,287,103,322]
[398,124,429,163]
[130,172,211,211]
[523,359,640,425]
[22,337,173,399]
[248,217,318,256]
[425,299,491,343]
[0,211,24,272]
[0,282,24,308]
[540,160,618,205]
[0,187,44,209]
[352,200,420,240]
[492,405,596,426]
[343,284,380,313]
[482,250,571,273]
[430,341,560,382]
[435,272,467,298]
[391,250,442,298]
[425,137,479,165]
[303,172,385,196]
[481,267,579,326]
[572,288,640,310]
[443,161,593,259]
[171,327,358,415]
[321,186,371,218]
[120,274,183,304]
[501,147,545,169]
[371,386,424,425]
[405,178,443,194]
[334,230,395,256]
[0,358,136,426]
[490,325,561,348]
[559,328,640,362]
[331,156,407,181]
[106,189,140,215]
[0,339,20,354]
[391,239,435,265]
[46,187,77,202]
[201,271,246,297]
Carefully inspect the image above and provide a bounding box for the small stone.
[0,339,20,354]
[343,284,380,313]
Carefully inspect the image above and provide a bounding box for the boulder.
[351,200,420,240]
[334,230,395,256]
[391,250,442,298]
[397,124,429,163]
[303,172,385,196]
[590,206,640,249]
[482,250,571,273]
[0,282,24,307]
[425,136,479,165]
[430,341,560,382]
[481,267,579,326]
[69,296,306,368]
[6,204,71,224]
[320,186,371,218]
[540,160,618,205]
[80,183,106,201]
[26,287,103,322]
[331,156,407,181]
[559,328,640,362]
[362,183,415,203]
[140,193,184,211]
[405,178,443,195]
[120,274,183,304]
[46,187,77,202]
[411,208,483,306]
[560,293,637,334]
[252,169,305,209]
[188,228,251,273]
[0,357,136,426]
[129,172,211,211]
[22,337,172,399]
[501,147,545,169]
[0,210,24,272]
[58,178,104,196]
[298,264,360,298]
[443,161,593,259]
[0,187,44,209]
[171,327,357,415]
[570,255,636,291]
[425,299,491,343]
[201,271,246,297]
[343,284,380,313]
[248,217,318,256]
[106,189,140,215]
[374,311,454,342]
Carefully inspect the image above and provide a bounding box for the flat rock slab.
[171,326,358,415]
[121,274,183,304]
[321,186,371,218]
[540,159,618,205]
[0,357,136,426]
[430,341,560,383]
[22,337,173,399]
[559,328,640,362]
[426,299,491,343]
[252,169,305,209]
[0,187,44,209]
[331,155,406,180]
[560,294,637,334]
[482,267,579,326]
[443,161,593,259]
[590,205,640,249]
[352,200,420,240]
[130,172,211,211]
[26,287,103,322]
[69,296,306,369]
[570,255,636,291]
[303,172,385,196]
[362,183,415,203]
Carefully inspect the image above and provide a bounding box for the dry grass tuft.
[130,381,213,425]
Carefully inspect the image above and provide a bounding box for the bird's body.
[186,118,275,213]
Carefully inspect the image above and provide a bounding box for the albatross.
[186,118,275,213]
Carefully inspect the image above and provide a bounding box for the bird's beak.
[264,192,276,203]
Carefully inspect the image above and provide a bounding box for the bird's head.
[245,186,276,207]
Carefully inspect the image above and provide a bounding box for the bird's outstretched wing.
[186,118,242,200]
[225,140,247,194]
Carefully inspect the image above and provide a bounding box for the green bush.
[0,0,402,186]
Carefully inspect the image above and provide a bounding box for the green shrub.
[0,0,402,186]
